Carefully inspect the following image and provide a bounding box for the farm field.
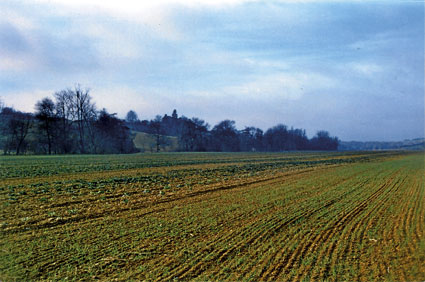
[1,151,424,281]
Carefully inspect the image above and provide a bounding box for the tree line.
[0,86,339,155]
[0,86,136,155]
[127,110,338,153]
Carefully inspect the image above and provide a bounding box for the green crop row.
[0,151,404,179]
[0,151,423,281]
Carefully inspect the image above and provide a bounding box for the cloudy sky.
[1,0,423,141]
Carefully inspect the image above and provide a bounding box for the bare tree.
[54,89,74,153]
[35,97,56,154]
[74,86,89,153]
[53,85,96,153]
[66,85,96,153]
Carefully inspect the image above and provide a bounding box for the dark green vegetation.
[340,138,425,151]
[1,151,424,281]
[0,90,137,155]
[0,87,339,155]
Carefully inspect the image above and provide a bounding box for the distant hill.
[339,138,425,151]
[132,131,179,152]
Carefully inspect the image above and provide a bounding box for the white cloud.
[32,0,248,11]
[186,72,337,112]
[223,72,336,100]
[0,9,37,31]
[92,86,169,119]
[0,8,44,72]
[3,89,53,112]
[82,23,143,61]
[28,0,367,42]
[32,0,186,41]
[0,55,36,72]
[349,31,405,52]
[243,58,290,70]
[349,63,383,76]
[31,0,393,10]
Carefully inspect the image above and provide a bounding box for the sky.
[0,0,424,141]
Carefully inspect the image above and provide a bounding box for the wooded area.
[0,86,339,155]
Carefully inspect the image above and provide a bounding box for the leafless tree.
[54,89,74,153]
[35,97,56,154]
[71,85,96,153]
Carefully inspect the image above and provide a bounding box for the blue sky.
[0,0,423,141]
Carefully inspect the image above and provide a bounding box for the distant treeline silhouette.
[0,86,339,155]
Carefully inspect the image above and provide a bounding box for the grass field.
[1,151,424,281]
[132,131,179,152]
